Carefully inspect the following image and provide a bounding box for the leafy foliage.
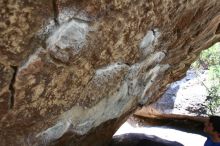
[205,85,220,115]
[192,43,220,70]
[191,43,220,115]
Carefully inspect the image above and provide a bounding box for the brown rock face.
[0,0,220,145]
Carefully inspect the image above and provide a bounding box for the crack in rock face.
[8,66,17,109]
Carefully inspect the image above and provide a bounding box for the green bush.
[191,43,220,115]
[206,85,220,115]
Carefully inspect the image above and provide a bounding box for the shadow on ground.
[109,133,184,146]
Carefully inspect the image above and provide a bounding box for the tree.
[191,43,220,115]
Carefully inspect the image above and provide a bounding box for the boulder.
[1,0,220,145]
[135,69,219,121]
[135,70,208,116]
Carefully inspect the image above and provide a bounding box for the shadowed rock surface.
[1,0,220,145]
[109,133,184,146]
